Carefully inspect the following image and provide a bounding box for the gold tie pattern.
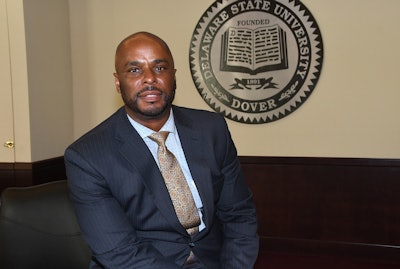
[149,131,200,235]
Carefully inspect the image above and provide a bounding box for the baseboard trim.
[0,156,66,192]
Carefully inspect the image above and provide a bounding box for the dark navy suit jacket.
[65,106,259,269]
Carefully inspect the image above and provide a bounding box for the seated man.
[65,31,259,269]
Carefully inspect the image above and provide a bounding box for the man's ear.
[113,73,121,93]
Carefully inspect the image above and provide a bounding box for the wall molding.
[239,156,400,264]
[0,156,66,192]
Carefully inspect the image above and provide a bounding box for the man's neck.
[125,107,171,132]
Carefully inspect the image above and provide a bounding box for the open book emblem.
[221,25,288,75]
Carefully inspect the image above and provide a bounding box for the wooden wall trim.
[0,156,66,192]
[239,156,400,264]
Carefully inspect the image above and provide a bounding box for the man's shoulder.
[172,105,228,136]
[66,107,126,150]
[173,105,224,122]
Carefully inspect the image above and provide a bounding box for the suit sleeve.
[214,117,259,269]
[64,147,181,269]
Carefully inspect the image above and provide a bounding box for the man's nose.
[143,69,156,84]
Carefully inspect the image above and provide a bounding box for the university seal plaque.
[190,0,323,124]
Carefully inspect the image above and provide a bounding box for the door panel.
[0,0,15,162]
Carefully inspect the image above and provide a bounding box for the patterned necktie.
[149,131,200,235]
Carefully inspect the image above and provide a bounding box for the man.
[65,32,259,269]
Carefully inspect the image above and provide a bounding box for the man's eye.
[154,66,166,72]
[128,68,141,73]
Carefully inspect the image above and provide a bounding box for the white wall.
[68,0,400,158]
[24,0,74,161]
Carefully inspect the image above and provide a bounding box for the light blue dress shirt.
[127,109,205,231]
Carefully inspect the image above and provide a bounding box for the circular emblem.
[190,0,323,124]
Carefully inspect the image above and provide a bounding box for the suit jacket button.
[189,242,195,248]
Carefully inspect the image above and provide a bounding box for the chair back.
[0,180,91,269]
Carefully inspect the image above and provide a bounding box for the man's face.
[114,35,176,122]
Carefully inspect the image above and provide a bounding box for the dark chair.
[0,180,91,269]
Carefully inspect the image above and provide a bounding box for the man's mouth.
[138,87,163,102]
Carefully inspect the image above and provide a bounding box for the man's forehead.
[115,32,174,69]
[119,39,167,58]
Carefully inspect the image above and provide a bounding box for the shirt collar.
[127,108,176,139]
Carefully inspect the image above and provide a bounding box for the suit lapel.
[173,107,215,233]
[114,108,186,235]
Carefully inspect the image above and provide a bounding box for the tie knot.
[149,131,170,146]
